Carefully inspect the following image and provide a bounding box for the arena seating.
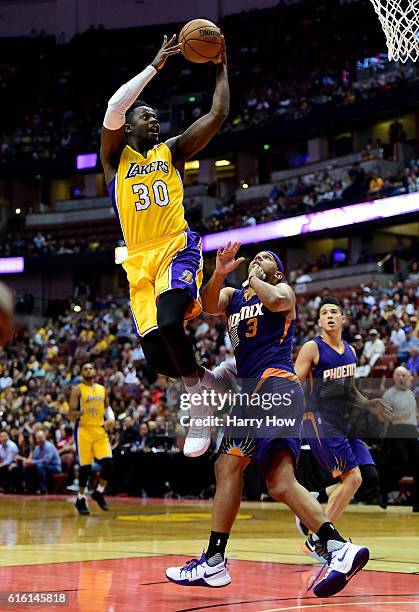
[1,1,418,163]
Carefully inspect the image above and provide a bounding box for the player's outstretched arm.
[202,242,243,314]
[347,346,392,422]
[294,341,318,385]
[166,39,229,165]
[347,379,393,423]
[100,35,180,185]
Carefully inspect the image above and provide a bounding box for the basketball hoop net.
[369,0,419,62]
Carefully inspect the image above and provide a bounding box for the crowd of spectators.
[0,230,113,258]
[1,0,418,163]
[0,261,417,499]
[205,157,419,233]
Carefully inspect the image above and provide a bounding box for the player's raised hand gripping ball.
[151,34,181,71]
[179,19,224,63]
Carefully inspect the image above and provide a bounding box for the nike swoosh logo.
[345,564,361,581]
[204,569,225,579]
[338,548,349,563]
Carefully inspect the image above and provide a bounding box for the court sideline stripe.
[260,602,419,612]
[174,593,419,612]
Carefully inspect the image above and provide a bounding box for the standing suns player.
[70,362,115,515]
[166,246,370,598]
[100,35,229,458]
[295,297,392,561]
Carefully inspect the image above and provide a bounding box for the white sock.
[201,368,213,389]
[327,539,346,553]
[184,379,201,394]
[184,380,205,418]
[96,484,105,493]
[77,492,85,500]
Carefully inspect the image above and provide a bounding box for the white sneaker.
[183,428,211,457]
[313,540,369,597]
[166,552,231,587]
[183,393,211,458]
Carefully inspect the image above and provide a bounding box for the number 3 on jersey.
[132,180,169,211]
[246,317,258,337]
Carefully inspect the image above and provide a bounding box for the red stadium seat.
[379,355,398,368]
[48,472,66,494]
[371,365,388,378]
[396,476,414,501]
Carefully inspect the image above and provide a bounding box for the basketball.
[179,18,223,63]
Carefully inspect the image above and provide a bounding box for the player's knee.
[157,317,182,341]
[215,455,247,483]
[141,338,179,377]
[79,465,91,488]
[266,480,289,502]
[344,467,362,493]
[99,457,112,482]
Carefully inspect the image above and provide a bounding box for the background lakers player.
[100,34,229,457]
[70,362,114,515]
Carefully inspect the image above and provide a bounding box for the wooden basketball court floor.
[0,495,417,611]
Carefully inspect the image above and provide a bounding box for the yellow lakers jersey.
[79,382,106,428]
[110,143,187,248]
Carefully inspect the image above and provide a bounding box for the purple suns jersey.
[307,336,357,431]
[227,288,296,380]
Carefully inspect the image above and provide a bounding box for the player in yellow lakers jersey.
[69,362,114,515]
[101,35,229,457]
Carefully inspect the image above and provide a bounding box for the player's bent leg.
[295,491,319,537]
[325,467,362,523]
[358,463,382,504]
[157,290,211,457]
[265,448,370,586]
[165,454,248,587]
[91,457,112,511]
[75,465,91,515]
[266,450,328,562]
[211,453,250,534]
[266,450,327,534]
[156,290,198,378]
[141,330,180,378]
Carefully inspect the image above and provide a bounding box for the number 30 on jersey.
[132,180,170,211]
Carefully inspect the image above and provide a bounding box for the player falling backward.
[69,362,115,515]
[167,246,370,598]
[101,35,229,458]
[294,297,392,561]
